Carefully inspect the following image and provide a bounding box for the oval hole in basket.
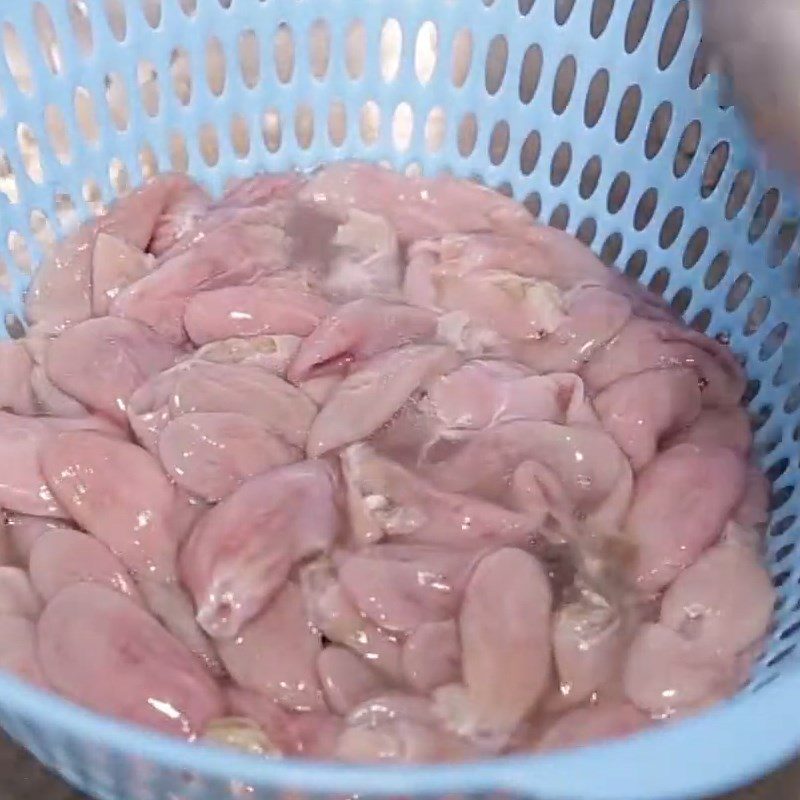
[745,296,771,337]
[451,29,473,88]
[549,203,570,230]
[309,19,331,80]
[206,36,226,97]
[105,72,129,131]
[33,3,62,74]
[0,150,18,204]
[555,0,577,25]
[239,29,260,89]
[393,103,414,152]
[552,54,577,115]
[659,206,684,248]
[749,188,780,243]
[645,101,673,159]
[380,18,402,83]
[346,20,366,80]
[82,178,106,216]
[2,24,33,94]
[7,230,31,276]
[591,0,615,37]
[199,122,220,166]
[550,141,572,187]
[625,249,648,280]
[689,40,710,89]
[169,47,192,106]
[576,217,597,246]
[458,112,477,157]
[519,43,543,104]
[3,311,25,339]
[634,187,658,230]
[725,272,752,311]
[137,60,159,117]
[143,0,162,28]
[67,0,93,56]
[274,23,295,84]
[701,141,730,198]
[415,21,437,85]
[648,266,670,296]
[625,0,653,53]
[579,155,602,199]
[607,171,631,213]
[29,208,55,252]
[771,514,796,538]
[360,100,381,146]
[690,307,712,333]
[328,101,347,147]
[103,0,126,42]
[600,232,623,266]
[683,227,708,269]
[760,322,789,362]
[230,114,250,158]
[673,119,701,178]
[109,157,129,196]
[520,130,541,175]
[169,131,188,172]
[670,286,692,315]
[616,84,642,142]
[485,34,508,95]
[519,0,536,14]
[658,0,689,70]
[425,107,446,153]
[74,86,100,144]
[584,68,610,128]
[295,104,314,150]
[726,168,755,219]
[139,145,158,180]
[45,104,70,164]
[523,191,542,218]
[489,120,510,165]
[16,124,44,184]
[770,220,798,268]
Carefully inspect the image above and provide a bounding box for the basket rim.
[1,667,799,800]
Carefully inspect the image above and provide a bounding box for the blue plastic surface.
[0,1,799,799]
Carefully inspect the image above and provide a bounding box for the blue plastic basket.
[0,0,799,798]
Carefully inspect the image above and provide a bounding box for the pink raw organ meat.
[217,582,324,711]
[41,431,186,577]
[45,316,181,424]
[92,233,155,316]
[0,413,122,518]
[625,443,747,592]
[0,616,49,687]
[38,583,224,735]
[458,549,552,737]
[0,341,37,415]
[29,528,143,604]
[158,412,300,501]
[26,173,210,330]
[184,285,331,345]
[307,344,458,456]
[180,461,339,639]
[6,164,772,761]
[289,298,438,382]
[112,205,292,343]
[318,646,387,715]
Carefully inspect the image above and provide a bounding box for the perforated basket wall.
[0,1,798,799]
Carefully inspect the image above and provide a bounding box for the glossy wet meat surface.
[0,164,773,762]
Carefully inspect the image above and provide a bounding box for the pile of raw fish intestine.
[0,162,775,761]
